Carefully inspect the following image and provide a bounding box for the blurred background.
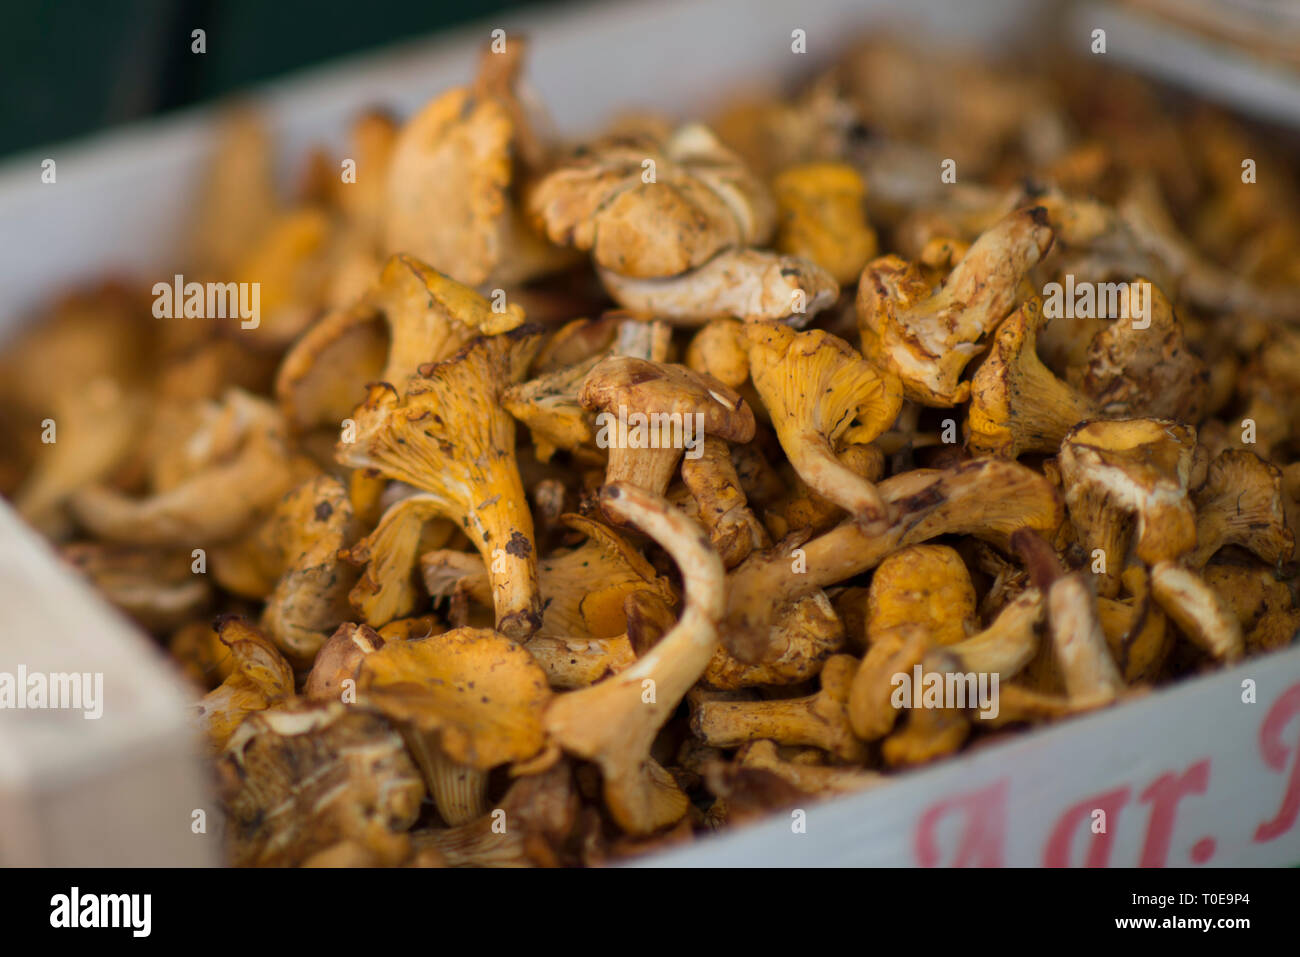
[2,0,546,158]
[6,0,1300,160]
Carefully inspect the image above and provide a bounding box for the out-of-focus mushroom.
[169,620,233,690]
[195,616,295,754]
[14,377,146,537]
[188,107,278,276]
[62,543,211,633]
[336,326,545,639]
[544,483,726,835]
[597,248,839,326]
[304,622,385,702]
[772,162,878,284]
[340,493,452,628]
[258,474,358,666]
[219,701,425,866]
[692,654,865,762]
[385,40,568,287]
[1190,450,1294,569]
[579,356,755,508]
[856,206,1054,405]
[1096,565,1172,682]
[745,322,902,523]
[70,389,297,547]
[358,627,554,825]
[1013,529,1124,704]
[233,207,334,347]
[411,762,579,867]
[966,298,1099,458]
[276,254,526,434]
[1074,280,1208,422]
[1149,561,1245,662]
[685,318,750,388]
[527,123,775,279]
[1057,418,1197,597]
[1202,562,1300,653]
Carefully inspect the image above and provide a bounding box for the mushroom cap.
[1059,418,1197,564]
[358,627,553,769]
[384,86,512,287]
[867,544,977,646]
[527,124,775,279]
[772,161,878,284]
[1077,279,1208,421]
[857,206,1053,406]
[596,248,839,326]
[220,700,425,867]
[579,356,756,442]
[745,321,903,446]
[305,622,385,701]
[1192,450,1294,567]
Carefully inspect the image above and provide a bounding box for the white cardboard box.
[2,0,1298,867]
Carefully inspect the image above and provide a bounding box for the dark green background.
[2,0,544,158]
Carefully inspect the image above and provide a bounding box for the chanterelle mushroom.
[1013,529,1124,705]
[856,206,1054,405]
[276,254,526,434]
[579,356,755,511]
[966,297,1099,459]
[258,474,359,666]
[358,627,553,825]
[420,512,675,641]
[219,700,425,866]
[597,248,839,326]
[1057,418,1197,597]
[195,616,294,754]
[692,654,866,762]
[1190,450,1294,569]
[1074,280,1208,422]
[722,458,1062,662]
[544,482,726,835]
[71,389,297,547]
[527,123,776,279]
[745,321,902,523]
[772,162,878,285]
[337,325,545,639]
[385,40,566,287]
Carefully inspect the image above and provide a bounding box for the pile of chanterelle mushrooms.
[3,36,1299,866]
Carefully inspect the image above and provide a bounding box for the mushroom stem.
[785,431,889,522]
[692,655,865,761]
[544,482,725,835]
[723,459,1062,661]
[1012,529,1124,703]
[603,444,684,498]
[943,589,1043,677]
[470,468,543,640]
